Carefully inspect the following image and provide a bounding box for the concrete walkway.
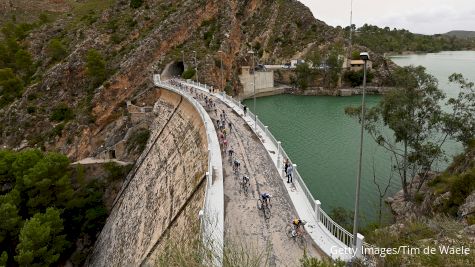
[191,91,323,266]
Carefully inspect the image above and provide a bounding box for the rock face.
[0,0,338,159]
[86,89,208,266]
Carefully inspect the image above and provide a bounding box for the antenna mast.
[348,0,354,68]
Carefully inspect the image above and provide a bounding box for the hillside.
[0,0,341,161]
[349,24,475,54]
[445,30,475,39]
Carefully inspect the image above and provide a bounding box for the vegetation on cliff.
[348,24,475,54]
[0,149,129,266]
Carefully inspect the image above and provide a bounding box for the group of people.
[170,78,306,239]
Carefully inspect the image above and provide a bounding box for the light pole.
[352,52,369,256]
[181,51,185,67]
[218,50,224,92]
[248,49,257,129]
[193,50,198,82]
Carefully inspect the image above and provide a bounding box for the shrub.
[47,39,67,62]
[85,49,106,87]
[181,68,196,79]
[130,0,143,9]
[127,128,150,153]
[50,103,74,122]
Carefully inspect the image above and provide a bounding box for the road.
[192,90,323,266]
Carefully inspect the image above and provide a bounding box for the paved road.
[192,91,323,266]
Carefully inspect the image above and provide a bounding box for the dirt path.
[193,91,323,266]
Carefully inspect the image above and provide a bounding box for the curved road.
[190,89,323,266]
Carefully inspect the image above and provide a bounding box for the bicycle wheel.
[257,199,263,210]
[285,225,294,238]
[263,206,271,220]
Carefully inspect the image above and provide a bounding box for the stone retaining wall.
[87,89,208,266]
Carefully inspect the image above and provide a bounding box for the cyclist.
[242,175,250,186]
[260,192,272,207]
[292,218,305,237]
[233,159,241,173]
[228,147,234,158]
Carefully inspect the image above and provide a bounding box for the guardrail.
[178,78,369,261]
[154,75,224,266]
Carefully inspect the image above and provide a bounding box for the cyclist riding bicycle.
[242,175,250,185]
[233,159,241,172]
[292,218,305,237]
[260,192,272,207]
[228,147,234,158]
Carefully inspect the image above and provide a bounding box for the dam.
[87,75,371,266]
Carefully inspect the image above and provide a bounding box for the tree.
[444,74,475,147]
[324,47,343,88]
[345,66,448,199]
[21,152,73,215]
[0,68,23,108]
[86,49,106,87]
[343,69,374,87]
[47,39,67,62]
[130,0,144,9]
[0,197,21,242]
[15,208,69,266]
[0,251,7,267]
[14,49,34,79]
[295,62,313,90]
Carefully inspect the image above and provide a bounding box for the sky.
[298,0,475,34]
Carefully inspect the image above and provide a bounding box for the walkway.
[185,85,323,265]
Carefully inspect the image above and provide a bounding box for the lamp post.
[193,50,198,82]
[248,49,257,130]
[218,50,224,92]
[352,52,369,256]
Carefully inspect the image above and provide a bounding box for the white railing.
[154,75,224,266]
[176,78,369,261]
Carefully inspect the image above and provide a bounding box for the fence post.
[315,200,321,222]
[277,141,281,168]
[265,126,269,137]
[206,171,210,187]
[355,233,365,259]
[255,115,258,130]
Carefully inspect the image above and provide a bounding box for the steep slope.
[0,0,338,161]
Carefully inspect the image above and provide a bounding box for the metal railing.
[170,78,371,261]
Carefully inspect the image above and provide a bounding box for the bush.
[47,39,67,62]
[127,128,150,153]
[181,68,196,79]
[130,0,143,9]
[85,49,106,87]
[0,68,24,108]
[343,69,374,87]
[50,103,74,122]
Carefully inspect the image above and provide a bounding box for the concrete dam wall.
[87,88,209,266]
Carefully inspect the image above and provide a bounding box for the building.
[349,59,372,71]
[239,66,274,98]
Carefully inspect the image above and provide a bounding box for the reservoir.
[244,51,475,224]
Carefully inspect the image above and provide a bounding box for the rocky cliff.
[0,0,342,160]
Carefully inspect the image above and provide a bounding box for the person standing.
[243,105,247,116]
[286,163,293,183]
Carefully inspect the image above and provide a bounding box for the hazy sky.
[298,0,475,34]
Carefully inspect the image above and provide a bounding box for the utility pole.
[352,52,369,258]
[348,0,354,68]
[193,50,198,82]
[218,50,224,91]
[248,49,257,130]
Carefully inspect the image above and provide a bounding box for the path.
[193,91,323,266]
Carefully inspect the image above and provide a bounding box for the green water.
[244,51,475,224]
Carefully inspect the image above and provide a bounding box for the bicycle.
[241,175,250,195]
[285,221,306,248]
[257,195,271,220]
[233,159,241,176]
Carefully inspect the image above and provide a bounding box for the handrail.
[176,78,369,261]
